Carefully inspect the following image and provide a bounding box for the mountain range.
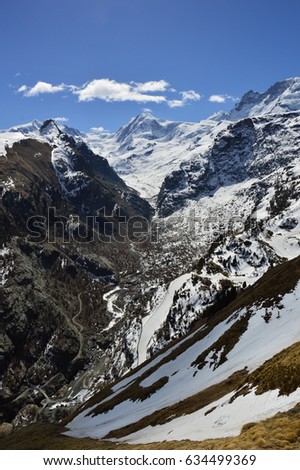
[1,77,300,448]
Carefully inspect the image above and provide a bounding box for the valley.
[1,77,300,448]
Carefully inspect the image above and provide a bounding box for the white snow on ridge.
[0,129,31,157]
[51,141,89,198]
[0,119,81,158]
[226,77,300,121]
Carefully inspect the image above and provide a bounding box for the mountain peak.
[134,111,155,121]
[39,119,62,138]
[115,112,162,144]
[227,76,300,121]
[8,120,42,134]
[126,111,159,128]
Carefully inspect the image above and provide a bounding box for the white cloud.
[18,81,67,97]
[76,78,167,103]
[168,99,186,108]
[90,126,106,133]
[180,90,201,101]
[18,85,28,93]
[209,94,226,103]
[168,89,201,107]
[134,80,170,92]
[52,116,69,122]
[209,94,238,103]
[17,77,202,109]
[142,108,153,113]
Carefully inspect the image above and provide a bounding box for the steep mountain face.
[1,120,152,237]
[0,122,153,425]
[145,85,300,356]
[1,77,300,445]
[157,111,300,216]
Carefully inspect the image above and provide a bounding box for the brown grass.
[1,403,300,449]
[231,342,300,402]
[249,342,300,395]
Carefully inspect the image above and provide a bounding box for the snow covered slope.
[137,273,191,365]
[85,114,226,200]
[66,256,300,442]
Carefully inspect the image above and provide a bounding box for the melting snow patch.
[122,387,300,443]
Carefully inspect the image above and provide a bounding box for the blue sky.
[1,0,300,131]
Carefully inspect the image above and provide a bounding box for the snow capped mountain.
[39,119,62,138]
[8,120,42,134]
[3,77,299,201]
[115,112,181,145]
[82,78,300,200]
[225,77,300,121]
[86,116,224,199]
[0,119,83,157]
[157,111,300,216]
